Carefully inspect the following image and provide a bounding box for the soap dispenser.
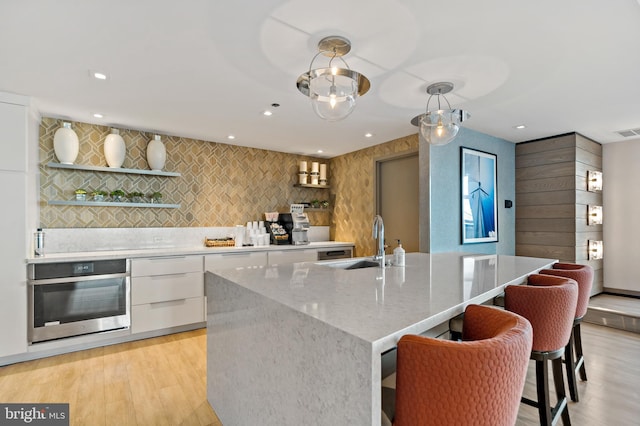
[393,239,405,267]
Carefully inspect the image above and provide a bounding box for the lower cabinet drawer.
[131,255,203,277]
[131,296,205,334]
[132,271,203,305]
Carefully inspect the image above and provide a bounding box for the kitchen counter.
[205,252,556,426]
[26,241,354,264]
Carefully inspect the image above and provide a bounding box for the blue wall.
[429,128,515,255]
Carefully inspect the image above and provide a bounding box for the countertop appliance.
[27,259,131,343]
[279,210,310,245]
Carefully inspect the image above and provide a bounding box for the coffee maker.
[278,204,310,245]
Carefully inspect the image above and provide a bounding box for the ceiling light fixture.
[227,135,236,140]
[515,124,526,129]
[296,36,370,122]
[263,110,273,116]
[92,113,104,118]
[364,133,373,138]
[410,82,470,146]
[90,70,108,80]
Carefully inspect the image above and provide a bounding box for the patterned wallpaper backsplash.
[40,117,332,228]
[39,117,419,256]
[330,134,418,257]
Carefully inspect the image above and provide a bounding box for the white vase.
[53,122,79,164]
[104,128,126,168]
[146,134,166,171]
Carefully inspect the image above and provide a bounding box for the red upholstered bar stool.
[385,304,533,426]
[504,274,578,426]
[539,262,594,402]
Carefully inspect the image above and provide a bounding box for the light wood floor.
[0,330,221,426]
[1,323,639,425]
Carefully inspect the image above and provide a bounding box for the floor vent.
[616,128,640,138]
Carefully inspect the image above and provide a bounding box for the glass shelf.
[46,162,181,177]
[48,200,180,209]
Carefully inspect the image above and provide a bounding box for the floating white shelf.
[46,162,181,177]
[294,183,330,189]
[48,200,180,209]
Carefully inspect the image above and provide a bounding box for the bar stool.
[539,262,594,402]
[384,304,533,426]
[504,274,578,426]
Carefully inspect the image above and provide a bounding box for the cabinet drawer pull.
[149,299,187,308]
[149,273,188,280]
[146,256,187,262]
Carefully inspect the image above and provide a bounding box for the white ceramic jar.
[104,128,126,168]
[146,134,166,171]
[53,122,79,164]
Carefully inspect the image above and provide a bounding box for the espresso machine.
[279,204,310,245]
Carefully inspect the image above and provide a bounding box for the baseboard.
[602,288,640,299]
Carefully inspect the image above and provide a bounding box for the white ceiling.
[2,0,640,158]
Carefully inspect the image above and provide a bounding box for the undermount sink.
[321,259,381,270]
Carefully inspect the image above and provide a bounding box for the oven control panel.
[72,262,94,274]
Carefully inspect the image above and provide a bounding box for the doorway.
[376,152,419,253]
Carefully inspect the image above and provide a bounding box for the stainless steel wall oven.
[28,259,130,343]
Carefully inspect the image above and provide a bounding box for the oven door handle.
[28,272,130,286]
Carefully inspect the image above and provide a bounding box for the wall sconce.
[588,240,603,260]
[587,205,603,225]
[587,170,602,192]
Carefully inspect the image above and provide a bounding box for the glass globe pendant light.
[411,82,470,146]
[297,36,370,121]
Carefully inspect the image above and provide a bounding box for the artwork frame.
[461,147,498,244]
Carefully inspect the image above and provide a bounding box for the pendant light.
[411,82,470,146]
[296,36,370,121]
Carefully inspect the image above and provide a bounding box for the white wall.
[603,139,640,294]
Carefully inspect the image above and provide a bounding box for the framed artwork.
[461,147,498,244]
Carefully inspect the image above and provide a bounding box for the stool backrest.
[505,274,578,353]
[393,304,532,426]
[540,263,594,319]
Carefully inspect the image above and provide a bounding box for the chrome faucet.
[372,215,385,267]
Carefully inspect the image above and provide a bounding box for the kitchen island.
[205,252,556,426]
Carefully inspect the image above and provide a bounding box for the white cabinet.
[0,102,27,171]
[0,94,37,359]
[131,255,204,334]
[267,249,318,265]
[204,251,268,270]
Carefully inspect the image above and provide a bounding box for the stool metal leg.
[535,359,552,426]
[565,325,579,402]
[552,357,571,425]
[574,322,587,381]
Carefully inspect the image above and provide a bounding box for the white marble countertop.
[27,241,354,264]
[207,252,556,353]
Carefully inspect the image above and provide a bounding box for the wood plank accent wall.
[515,133,603,294]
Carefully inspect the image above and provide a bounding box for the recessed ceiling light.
[227,135,236,140]
[364,133,373,138]
[317,150,323,154]
[263,110,273,116]
[515,124,526,129]
[93,113,104,118]
[89,70,108,80]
